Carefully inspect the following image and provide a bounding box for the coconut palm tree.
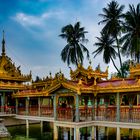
[93,31,120,74]
[121,3,140,63]
[98,0,125,76]
[59,22,89,66]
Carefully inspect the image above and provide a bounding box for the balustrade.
[79,107,93,121]
[18,107,26,115]
[57,107,74,121]
[29,105,38,116]
[40,106,53,117]
[0,106,15,114]
[16,105,140,123]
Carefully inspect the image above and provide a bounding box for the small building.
[1,32,140,139]
[13,59,140,140]
[0,32,31,113]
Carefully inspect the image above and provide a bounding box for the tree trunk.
[110,56,120,74]
[115,36,124,77]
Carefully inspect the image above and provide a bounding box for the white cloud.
[13,13,42,27]
[12,10,66,28]
[10,0,133,79]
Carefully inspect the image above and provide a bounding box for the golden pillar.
[53,123,58,140]
[26,119,29,138]
[116,127,120,140]
[74,127,80,140]
[129,129,133,140]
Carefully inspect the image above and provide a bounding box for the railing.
[79,107,93,121]
[18,106,54,117]
[17,106,140,123]
[0,106,15,114]
[29,105,38,116]
[57,107,74,121]
[18,107,26,115]
[96,106,116,122]
[120,106,140,123]
[40,106,53,117]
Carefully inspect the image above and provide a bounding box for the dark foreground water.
[2,124,53,140]
[1,124,140,140]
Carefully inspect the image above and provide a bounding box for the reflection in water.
[5,124,53,140]
[1,124,140,140]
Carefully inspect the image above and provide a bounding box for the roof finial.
[2,30,6,56]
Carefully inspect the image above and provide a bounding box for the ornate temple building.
[0,32,31,112]
[1,32,140,140]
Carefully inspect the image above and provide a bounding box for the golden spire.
[2,30,6,56]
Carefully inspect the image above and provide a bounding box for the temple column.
[137,94,140,105]
[92,96,95,120]
[1,92,5,112]
[116,127,120,140]
[26,97,29,115]
[15,98,18,114]
[70,128,73,140]
[26,119,29,138]
[105,127,108,140]
[53,95,57,120]
[129,129,133,140]
[0,93,1,112]
[53,123,58,140]
[38,97,41,116]
[1,92,4,112]
[89,126,97,140]
[74,127,80,140]
[116,92,120,122]
[94,96,97,120]
[90,126,96,140]
[40,121,43,135]
[75,94,79,122]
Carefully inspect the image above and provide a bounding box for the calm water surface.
[2,124,140,140]
[3,124,53,140]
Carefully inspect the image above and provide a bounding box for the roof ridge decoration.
[70,63,108,81]
[2,30,5,56]
[119,79,128,87]
[0,31,31,82]
[130,62,140,78]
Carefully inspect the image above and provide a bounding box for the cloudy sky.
[0,0,139,79]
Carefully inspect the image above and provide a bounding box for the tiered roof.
[70,63,108,82]
[12,47,140,98]
[0,32,31,90]
[13,64,110,97]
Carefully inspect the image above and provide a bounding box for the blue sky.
[0,0,139,79]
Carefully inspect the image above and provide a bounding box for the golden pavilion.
[1,32,140,140]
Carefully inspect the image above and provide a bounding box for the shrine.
[0,31,31,113]
[1,32,140,140]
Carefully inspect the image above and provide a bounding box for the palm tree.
[93,31,120,74]
[121,4,140,63]
[98,0,125,76]
[59,22,89,66]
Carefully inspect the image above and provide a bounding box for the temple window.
[87,98,92,106]
[30,98,38,107]
[133,95,137,105]
[121,94,129,105]
[80,97,85,106]
[109,95,115,105]
[99,97,104,105]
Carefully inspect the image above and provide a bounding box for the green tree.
[117,60,132,78]
[93,32,120,74]
[98,0,125,77]
[121,4,140,63]
[59,22,89,66]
